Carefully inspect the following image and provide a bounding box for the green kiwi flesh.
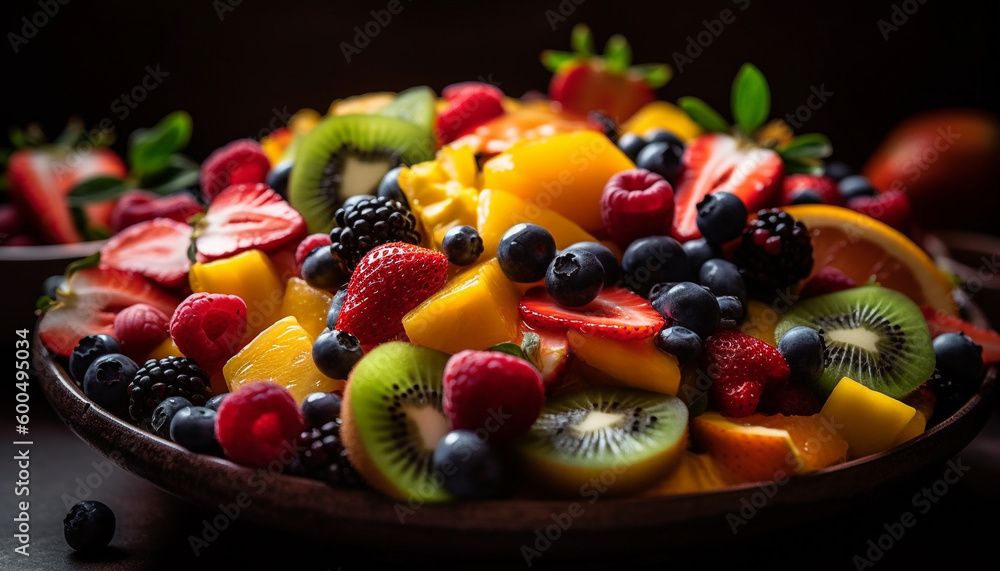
[289,114,434,233]
[775,285,934,398]
[517,387,688,496]
[342,342,451,502]
[376,86,436,133]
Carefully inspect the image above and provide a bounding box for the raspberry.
[799,267,857,300]
[200,139,271,201]
[435,82,504,144]
[113,304,170,360]
[215,381,303,468]
[442,350,545,444]
[169,293,248,372]
[294,233,333,272]
[600,168,674,248]
[848,190,913,234]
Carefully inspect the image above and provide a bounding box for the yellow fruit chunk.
[189,249,285,339]
[691,412,803,483]
[476,188,597,262]
[399,146,480,250]
[643,452,735,497]
[749,413,849,472]
[740,300,779,347]
[894,411,928,446]
[482,131,634,233]
[621,101,703,142]
[145,337,184,361]
[278,278,334,339]
[403,258,521,355]
[820,377,917,458]
[566,330,681,396]
[224,316,343,404]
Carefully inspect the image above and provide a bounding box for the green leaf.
[65,252,101,280]
[603,34,631,73]
[139,155,200,195]
[67,176,128,206]
[54,118,84,147]
[678,97,730,133]
[9,126,28,149]
[731,63,770,134]
[688,392,709,418]
[488,342,527,360]
[128,111,193,176]
[782,157,824,175]
[780,133,833,160]
[541,50,577,72]
[35,295,56,313]
[632,63,672,89]
[571,24,596,56]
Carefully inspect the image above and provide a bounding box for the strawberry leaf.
[732,63,770,135]
[678,97,730,133]
[35,295,56,313]
[67,176,128,206]
[782,156,824,175]
[488,342,527,360]
[603,34,632,73]
[128,111,193,176]
[571,24,596,57]
[632,63,673,89]
[541,50,577,72]
[780,133,833,160]
[65,252,101,280]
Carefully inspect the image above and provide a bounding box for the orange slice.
[748,413,849,472]
[783,204,957,315]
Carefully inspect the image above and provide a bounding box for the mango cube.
[820,377,917,458]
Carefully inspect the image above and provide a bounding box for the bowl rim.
[0,239,105,261]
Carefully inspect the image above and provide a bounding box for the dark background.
[3,0,999,170]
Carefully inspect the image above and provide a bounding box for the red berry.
[435,82,504,144]
[111,190,204,232]
[169,293,248,372]
[799,267,857,300]
[848,190,913,234]
[443,350,545,443]
[757,384,821,416]
[294,233,333,272]
[780,174,842,206]
[702,329,790,417]
[519,287,664,341]
[100,218,193,289]
[200,139,271,201]
[192,183,307,262]
[113,303,170,360]
[215,381,303,468]
[600,168,675,248]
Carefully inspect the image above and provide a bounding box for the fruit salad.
[36,25,998,505]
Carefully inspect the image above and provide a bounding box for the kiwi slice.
[517,387,688,496]
[775,285,934,398]
[340,342,452,502]
[289,114,434,233]
[376,86,436,133]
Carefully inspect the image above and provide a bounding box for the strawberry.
[671,133,784,242]
[780,174,842,206]
[921,306,1000,364]
[518,287,664,341]
[39,267,181,358]
[192,183,307,262]
[848,190,913,234]
[110,190,204,232]
[521,328,572,391]
[7,147,126,243]
[113,303,170,360]
[701,329,791,417]
[169,292,248,373]
[798,267,857,300]
[200,139,271,201]
[100,219,193,289]
[435,82,505,145]
[336,242,449,347]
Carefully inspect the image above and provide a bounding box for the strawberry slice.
[701,329,791,417]
[921,306,1000,364]
[110,190,204,232]
[336,242,449,347]
[7,147,126,244]
[518,287,664,341]
[39,267,181,358]
[192,183,307,262]
[100,219,193,289]
[671,133,784,242]
[435,82,505,144]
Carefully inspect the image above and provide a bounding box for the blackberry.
[127,357,212,427]
[329,196,420,273]
[735,209,813,300]
[298,420,362,487]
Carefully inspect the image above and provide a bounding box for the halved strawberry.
[921,306,1000,364]
[435,82,505,144]
[521,327,572,391]
[670,133,784,242]
[336,242,449,347]
[200,139,271,201]
[192,183,307,262]
[701,329,791,417]
[518,287,664,341]
[110,190,204,232]
[7,147,126,244]
[39,267,181,358]
[100,219,193,289]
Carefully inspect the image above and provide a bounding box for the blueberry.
[497,223,556,283]
[64,501,115,553]
[777,326,826,385]
[545,250,605,307]
[790,190,824,205]
[647,129,685,147]
[265,159,294,196]
[70,334,122,385]
[150,397,192,439]
[838,175,877,200]
[823,160,854,182]
[564,241,621,287]
[617,133,647,162]
[655,282,721,339]
[301,391,343,428]
[699,258,747,305]
[432,430,502,499]
[716,296,744,322]
[326,285,348,330]
[83,353,137,419]
[681,238,723,275]
[933,333,984,385]
[376,166,409,209]
[654,326,703,364]
[696,192,747,245]
[621,236,691,298]
[204,393,228,411]
[442,225,484,266]
[312,329,364,379]
[302,246,346,290]
[169,406,223,455]
[635,141,685,183]
[43,274,65,299]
